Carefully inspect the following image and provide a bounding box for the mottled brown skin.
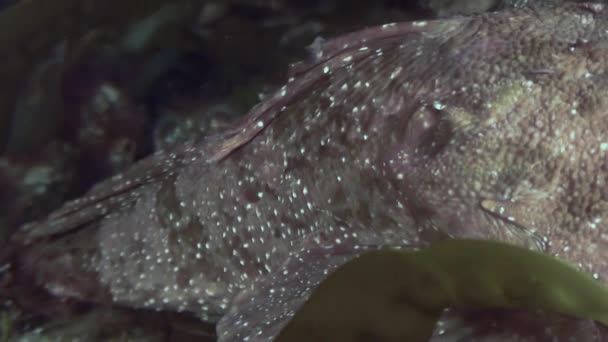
[6,2,608,341]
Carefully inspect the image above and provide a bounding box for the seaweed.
[281,239,608,340]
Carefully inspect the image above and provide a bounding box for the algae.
[280,239,608,341]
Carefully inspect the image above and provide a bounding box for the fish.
[5,1,608,340]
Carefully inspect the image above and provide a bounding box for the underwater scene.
[2,0,608,341]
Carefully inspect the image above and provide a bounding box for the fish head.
[377,2,608,279]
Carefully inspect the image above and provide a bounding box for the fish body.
[8,2,608,340]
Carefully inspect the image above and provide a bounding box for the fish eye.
[402,104,453,162]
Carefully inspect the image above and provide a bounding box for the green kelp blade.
[277,247,450,342]
[422,239,608,325]
[278,239,608,341]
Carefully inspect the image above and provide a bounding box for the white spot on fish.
[433,101,446,110]
[390,66,402,80]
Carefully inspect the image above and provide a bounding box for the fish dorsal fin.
[12,147,196,243]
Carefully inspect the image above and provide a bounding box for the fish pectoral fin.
[217,242,441,342]
[216,244,383,342]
